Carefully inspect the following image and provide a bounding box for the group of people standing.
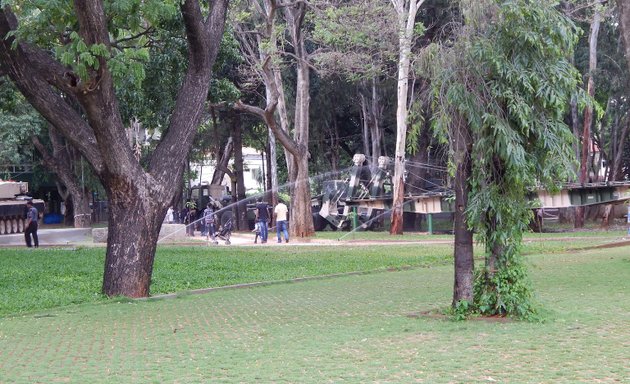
[21,195,290,248]
[254,198,289,244]
[180,197,289,245]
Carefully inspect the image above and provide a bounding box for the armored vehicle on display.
[0,180,45,235]
[312,154,630,232]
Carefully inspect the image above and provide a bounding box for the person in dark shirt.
[203,203,218,244]
[255,197,270,243]
[24,200,39,248]
[217,209,233,245]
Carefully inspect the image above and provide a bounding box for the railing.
[0,164,35,179]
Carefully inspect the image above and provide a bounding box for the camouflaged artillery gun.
[0,180,45,235]
[313,154,394,231]
[313,153,630,232]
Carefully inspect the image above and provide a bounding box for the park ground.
[0,227,629,383]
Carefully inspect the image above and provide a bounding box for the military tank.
[0,180,45,235]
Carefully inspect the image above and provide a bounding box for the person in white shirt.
[274,201,289,243]
[165,206,174,224]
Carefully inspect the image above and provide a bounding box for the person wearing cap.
[24,200,39,248]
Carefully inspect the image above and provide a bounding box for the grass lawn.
[0,236,628,382]
[0,243,454,317]
[1,229,627,317]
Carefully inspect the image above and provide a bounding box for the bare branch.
[111,27,155,49]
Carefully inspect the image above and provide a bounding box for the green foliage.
[473,253,540,320]
[450,299,471,321]
[0,81,45,168]
[311,2,398,81]
[428,0,584,319]
[5,0,240,163]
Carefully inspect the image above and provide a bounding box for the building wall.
[189,147,265,195]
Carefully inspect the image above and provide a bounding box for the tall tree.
[390,0,426,235]
[0,1,228,297]
[233,0,314,238]
[312,1,398,168]
[576,0,603,228]
[429,0,583,316]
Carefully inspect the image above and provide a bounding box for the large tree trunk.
[452,116,474,306]
[576,2,601,228]
[284,3,314,238]
[73,191,92,228]
[1,1,229,298]
[289,153,313,237]
[57,188,92,227]
[102,193,164,297]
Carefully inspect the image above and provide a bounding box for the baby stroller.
[217,217,233,245]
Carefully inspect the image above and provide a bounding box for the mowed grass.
[0,243,453,317]
[0,230,626,317]
[0,240,628,382]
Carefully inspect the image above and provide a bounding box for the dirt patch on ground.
[407,310,515,323]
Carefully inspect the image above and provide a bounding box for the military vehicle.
[312,154,399,231]
[312,154,630,232]
[0,180,45,235]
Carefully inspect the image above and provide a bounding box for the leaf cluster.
[6,0,179,85]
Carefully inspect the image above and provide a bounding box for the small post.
[352,207,358,239]
[427,213,433,235]
[627,206,630,237]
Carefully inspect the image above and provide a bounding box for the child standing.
[252,221,261,244]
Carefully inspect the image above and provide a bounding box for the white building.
[189,147,266,195]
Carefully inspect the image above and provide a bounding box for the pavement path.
[2,226,629,249]
[0,226,309,248]
[0,227,93,247]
